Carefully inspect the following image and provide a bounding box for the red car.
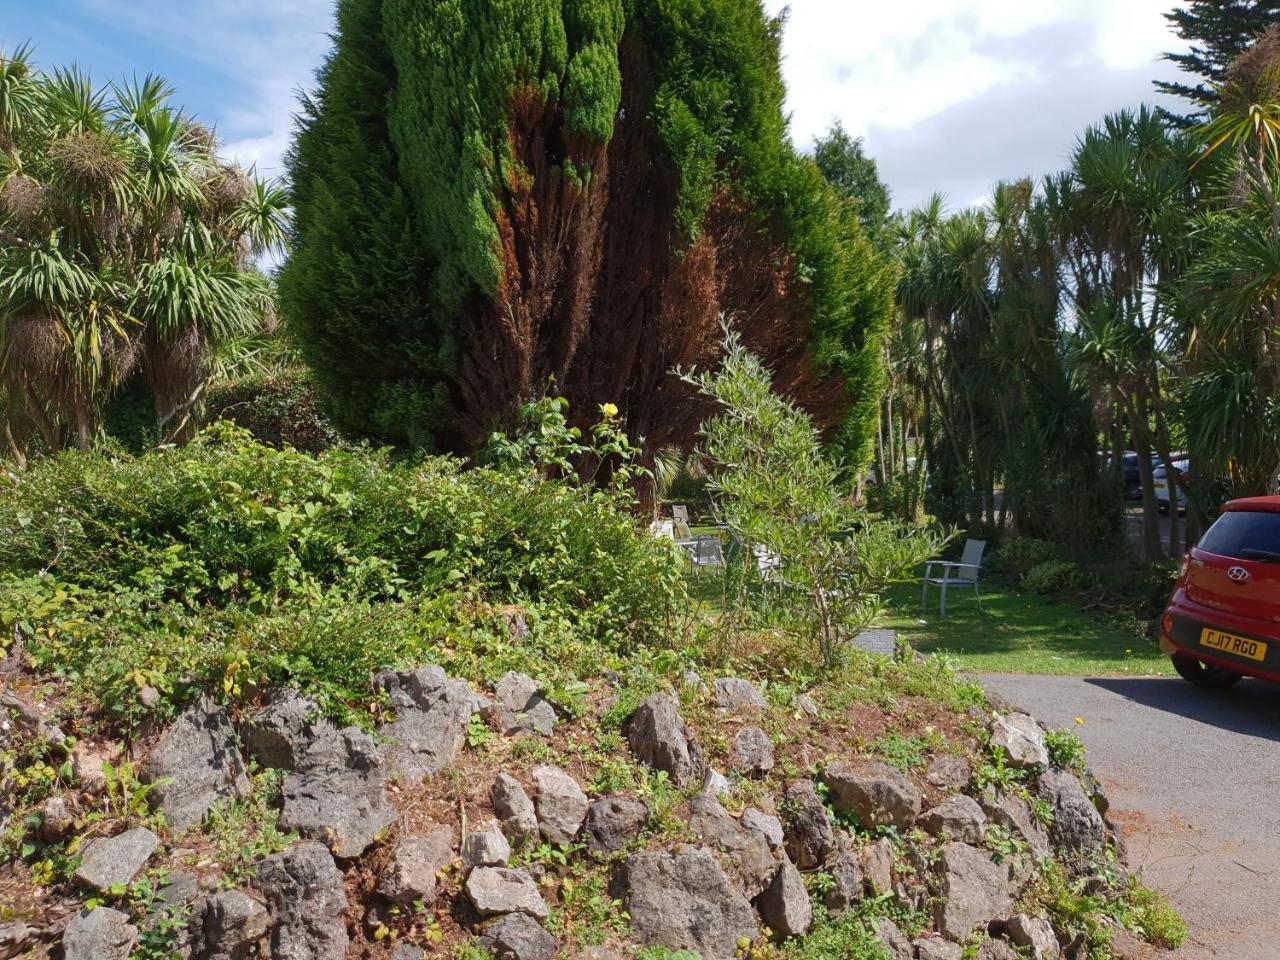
[1161,495,1280,688]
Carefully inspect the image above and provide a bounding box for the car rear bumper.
[1162,592,1280,682]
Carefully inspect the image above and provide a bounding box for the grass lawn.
[877,577,1174,677]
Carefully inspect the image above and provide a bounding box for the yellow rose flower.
[601,402,619,418]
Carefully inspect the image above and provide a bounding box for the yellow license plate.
[1200,627,1268,662]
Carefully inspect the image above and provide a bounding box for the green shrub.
[680,327,944,666]
[1023,560,1085,595]
[1045,729,1087,769]
[998,537,1063,578]
[1116,881,1188,949]
[0,424,686,725]
[0,424,681,636]
[205,369,343,453]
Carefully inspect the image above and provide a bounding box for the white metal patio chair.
[690,535,725,571]
[672,504,690,524]
[921,539,986,617]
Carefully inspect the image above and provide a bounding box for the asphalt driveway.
[979,674,1280,960]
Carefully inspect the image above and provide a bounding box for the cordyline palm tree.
[1054,107,1199,559]
[0,48,285,458]
[1181,27,1280,501]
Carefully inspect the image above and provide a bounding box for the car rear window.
[1198,510,1280,559]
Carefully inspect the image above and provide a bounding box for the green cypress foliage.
[1157,0,1280,125]
[282,0,893,464]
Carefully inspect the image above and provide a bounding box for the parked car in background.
[1104,450,1186,500]
[1160,496,1280,688]
[1153,458,1188,513]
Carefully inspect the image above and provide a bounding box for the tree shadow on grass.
[1086,677,1280,743]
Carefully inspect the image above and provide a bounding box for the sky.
[1,0,1191,215]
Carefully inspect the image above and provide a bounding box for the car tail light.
[1162,613,1174,635]
[1179,555,1189,578]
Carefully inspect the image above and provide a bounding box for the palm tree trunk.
[21,380,60,453]
[3,419,27,470]
[1128,394,1164,562]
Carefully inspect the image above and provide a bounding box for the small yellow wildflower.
[1074,717,1085,725]
[601,402,619,418]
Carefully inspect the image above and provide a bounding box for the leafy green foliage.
[1157,1,1280,125]
[0,424,684,722]
[0,48,283,454]
[1044,729,1087,770]
[870,734,928,773]
[814,121,892,243]
[997,538,1063,579]
[1023,560,1085,596]
[1114,880,1188,949]
[681,327,943,665]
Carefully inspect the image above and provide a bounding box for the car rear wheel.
[1172,653,1243,689]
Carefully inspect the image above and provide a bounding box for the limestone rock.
[377,825,454,904]
[492,773,539,844]
[252,842,349,960]
[980,788,1051,858]
[62,907,136,960]
[730,726,774,776]
[757,857,812,938]
[822,760,922,830]
[619,848,759,959]
[485,672,557,736]
[140,694,249,831]
[39,795,74,842]
[990,713,1049,769]
[71,743,109,792]
[714,676,766,713]
[861,836,894,894]
[915,935,965,960]
[463,822,511,868]
[925,754,972,790]
[701,766,732,798]
[373,666,476,783]
[1,690,66,751]
[73,826,160,892]
[1037,769,1106,858]
[920,794,987,843]
[823,851,865,915]
[1007,914,1061,959]
[688,794,778,899]
[627,693,704,788]
[201,889,271,958]
[876,917,913,960]
[475,911,559,960]
[933,841,1013,941]
[156,870,200,907]
[977,940,1021,960]
[280,766,395,858]
[780,779,834,869]
[465,867,548,919]
[791,693,819,717]
[532,765,588,845]
[239,689,335,771]
[584,796,649,853]
[741,807,783,849]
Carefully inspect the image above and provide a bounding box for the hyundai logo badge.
[1227,566,1251,584]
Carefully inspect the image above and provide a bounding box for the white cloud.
[62,1,1191,210]
[80,0,334,178]
[764,0,1190,211]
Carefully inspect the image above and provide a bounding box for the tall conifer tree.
[1157,0,1280,124]
[281,0,894,466]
